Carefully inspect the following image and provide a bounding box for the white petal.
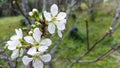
[58,30,62,38]
[27,47,36,56]
[38,46,48,52]
[7,41,16,50]
[11,49,19,59]
[48,23,55,34]
[33,28,42,42]
[10,35,19,40]
[51,4,58,16]
[24,36,34,44]
[29,12,33,16]
[15,29,23,39]
[41,54,51,62]
[32,8,38,13]
[56,22,65,30]
[59,19,67,24]
[41,38,52,46]
[43,11,52,21]
[33,60,43,68]
[20,48,24,57]
[8,44,16,50]
[7,40,20,50]
[56,12,66,20]
[22,56,33,65]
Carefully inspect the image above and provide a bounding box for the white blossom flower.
[7,29,24,59]
[43,4,67,38]
[22,47,51,68]
[10,28,23,40]
[24,28,52,52]
[29,12,33,16]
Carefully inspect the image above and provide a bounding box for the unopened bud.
[32,8,38,13]
[29,31,33,35]
[4,44,8,49]
[109,27,113,30]
[31,24,36,28]
[29,12,33,16]
[12,1,16,4]
[35,21,40,26]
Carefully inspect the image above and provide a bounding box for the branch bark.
[85,20,90,50]
[14,0,31,27]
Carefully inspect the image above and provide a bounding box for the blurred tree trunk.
[84,0,104,21]
[21,0,29,14]
[43,0,47,10]
[21,0,30,25]
[34,0,42,11]
[34,0,39,9]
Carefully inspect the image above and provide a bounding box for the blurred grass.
[0,16,23,42]
[0,5,120,68]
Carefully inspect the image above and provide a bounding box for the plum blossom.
[7,29,24,59]
[10,29,23,41]
[24,28,52,53]
[22,47,51,68]
[44,4,67,38]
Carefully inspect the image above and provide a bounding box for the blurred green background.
[0,0,120,68]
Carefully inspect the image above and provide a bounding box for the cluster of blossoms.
[6,4,66,68]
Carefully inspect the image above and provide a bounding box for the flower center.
[32,54,43,60]
[50,16,59,23]
[34,42,41,49]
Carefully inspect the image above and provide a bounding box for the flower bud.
[28,31,33,35]
[31,24,36,28]
[35,21,40,26]
[4,44,8,49]
[32,8,38,13]
[109,27,113,30]
[29,12,33,16]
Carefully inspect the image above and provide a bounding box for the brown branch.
[69,29,113,68]
[95,45,120,61]
[15,59,18,68]
[69,45,120,68]
[39,20,48,37]
[78,45,120,63]
[88,29,112,51]
[14,0,31,26]
[50,38,62,57]
[85,20,89,50]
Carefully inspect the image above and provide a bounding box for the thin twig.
[96,45,119,62]
[110,1,120,31]
[15,59,18,68]
[95,45,120,61]
[88,29,112,52]
[77,45,120,63]
[50,38,62,56]
[14,0,31,26]
[69,44,119,68]
[66,0,76,20]
[69,29,113,68]
[48,38,62,68]
[39,20,48,37]
[85,20,89,50]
